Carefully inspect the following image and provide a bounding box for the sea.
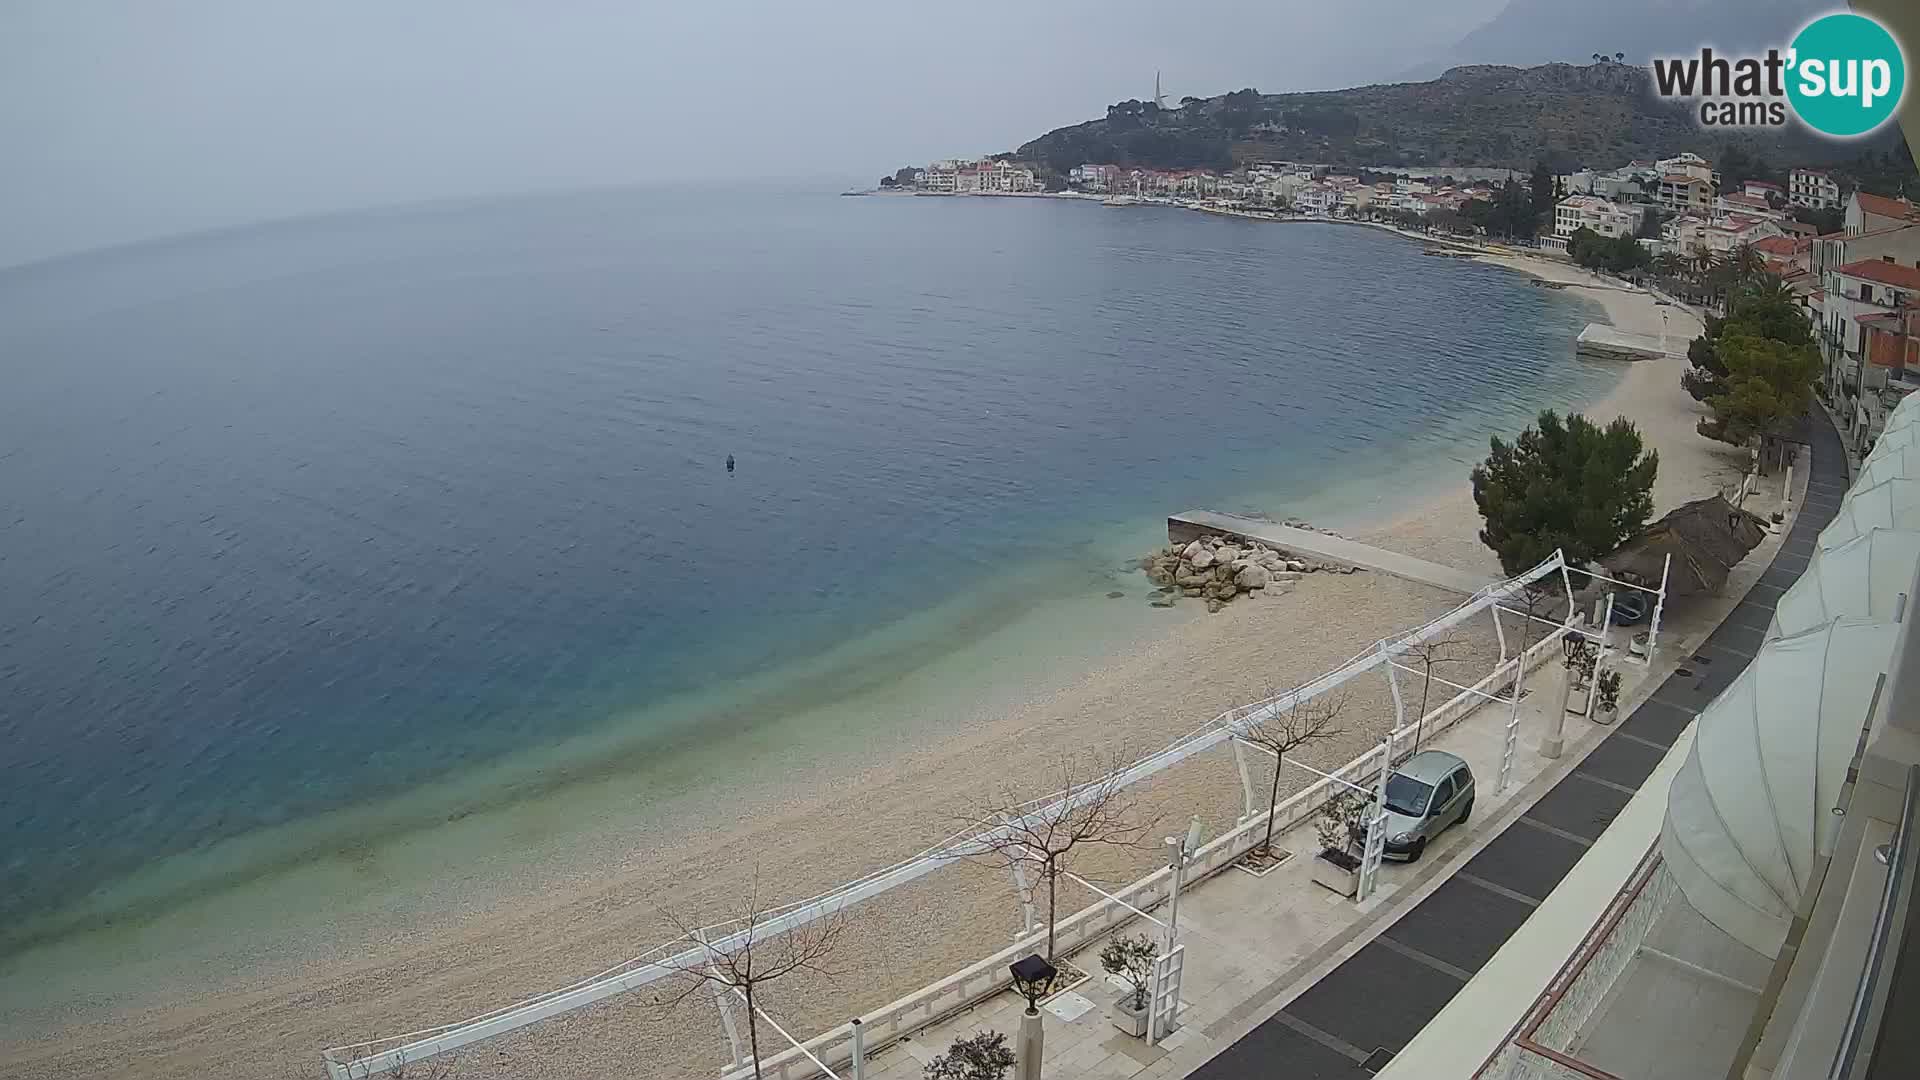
[0,187,1617,972]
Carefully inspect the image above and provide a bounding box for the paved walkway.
[1167,512,1491,596]
[1185,412,1846,1079]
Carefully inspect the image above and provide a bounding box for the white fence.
[325,552,1576,1079]
[720,619,1577,1080]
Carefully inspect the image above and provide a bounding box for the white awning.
[1820,478,1920,549]
[1883,391,1920,433]
[1661,618,1899,957]
[1853,444,1920,491]
[1867,420,1920,462]
[1769,529,1920,638]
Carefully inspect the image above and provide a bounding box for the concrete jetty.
[1575,323,1676,362]
[1167,510,1492,595]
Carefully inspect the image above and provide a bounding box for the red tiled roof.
[1752,236,1806,256]
[1856,192,1916,221]
[1836,259,1920,290]
[1746,181,1784,191]
[1858,312,1902,327]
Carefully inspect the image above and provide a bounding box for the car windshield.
[1383,774,1434,817]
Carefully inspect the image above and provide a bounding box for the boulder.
[1181,586,1205,598]
[1215,546,1241,564]
[1149,596,1176,608]
[1271,571,1302,583]
[1206,598,1224,614]
[1236,564,1270,589]
[1182,540,1207,561]
[1214,564,1235,583]
[1175,572,1208,588]
[1188,547,1216,570]
[1287,560,1309,573]
[1146,566,1172,586]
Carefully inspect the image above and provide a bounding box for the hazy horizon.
[2,0,1509,268]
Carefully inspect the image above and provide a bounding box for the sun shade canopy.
[1661,619,1899,957]
[1820,478,1920,549]
[1603,494,1768,597]
[1769,529,1920,638]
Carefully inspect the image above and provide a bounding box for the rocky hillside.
[1016,61,1857,175]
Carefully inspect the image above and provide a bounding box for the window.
[1452,768,1472,794]
[1383,774,1434,817]
[1429,776,1455,811]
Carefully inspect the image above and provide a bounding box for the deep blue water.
[0,189,1610,946]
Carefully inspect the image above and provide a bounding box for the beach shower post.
[1163,816,1206,951]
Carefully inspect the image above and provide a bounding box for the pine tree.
[1471,411,1659,578]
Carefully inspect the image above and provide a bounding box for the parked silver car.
[1375,750,1475,861]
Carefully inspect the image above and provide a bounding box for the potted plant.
[1098,933,1159,1037]
[1594,668,1623,724]
[925,1030,1016,1080]
[1565,637,1598,691]
[1309,791,1364,897]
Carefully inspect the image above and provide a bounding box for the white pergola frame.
[321,551,1580,1080]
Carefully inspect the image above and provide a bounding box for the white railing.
[325,552,1574,1079]
[723,621,1576,1080]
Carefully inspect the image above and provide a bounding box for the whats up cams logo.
[1651,11,1907,138]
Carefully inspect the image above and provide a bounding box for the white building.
[1295,184,1338,214]
[1790,167,1842,209]
[1656,152,1715,182]
[1822,256,1920,395]
[1550,194,1645,247]
[920,160,958,193]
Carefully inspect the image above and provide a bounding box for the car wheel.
[1458,797,1473,825]
[1407,837,1427,862]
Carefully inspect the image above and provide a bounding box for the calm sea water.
[0,189,1613,949]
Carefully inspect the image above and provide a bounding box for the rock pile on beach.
[1141,534,1349,614]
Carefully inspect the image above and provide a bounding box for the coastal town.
[879,148,1920,460]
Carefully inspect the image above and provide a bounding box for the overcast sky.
[2,0,1507,267]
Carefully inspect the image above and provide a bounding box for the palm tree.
[1592,53,1603,64]
[1728,242,1765,281]
[1615,52,1625,63]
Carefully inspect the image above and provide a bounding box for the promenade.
[842,428,1827,1080]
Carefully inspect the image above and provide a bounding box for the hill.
[1409,0,1820,78]
[1015,61,1859,176]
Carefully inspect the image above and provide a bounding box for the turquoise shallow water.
[0,189,1615,954]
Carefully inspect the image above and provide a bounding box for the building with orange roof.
[1847,190,1920,236]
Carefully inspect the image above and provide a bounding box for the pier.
[1167,509,1493,595]
[1575,323,1676,362]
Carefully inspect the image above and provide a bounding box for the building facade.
[1790,167,1841,209]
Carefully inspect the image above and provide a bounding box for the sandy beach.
[0,242,1756,1080]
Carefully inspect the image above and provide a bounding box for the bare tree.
[1503,584,1555,702]
[1238,689,1347,860]
[956,750,1155,964]
[1404,634,1472,751]
[654,871,850,1080]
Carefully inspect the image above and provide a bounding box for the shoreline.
[0,210,1745,1080]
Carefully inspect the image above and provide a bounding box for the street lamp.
[1008,954,1057,1080]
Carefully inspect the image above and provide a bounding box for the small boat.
[1102,196,1140,207]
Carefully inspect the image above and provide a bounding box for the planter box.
[1309,851,1359,898]
[1111,995,1150,1037]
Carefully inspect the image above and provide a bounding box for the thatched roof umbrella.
[1602,494,1770,598]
